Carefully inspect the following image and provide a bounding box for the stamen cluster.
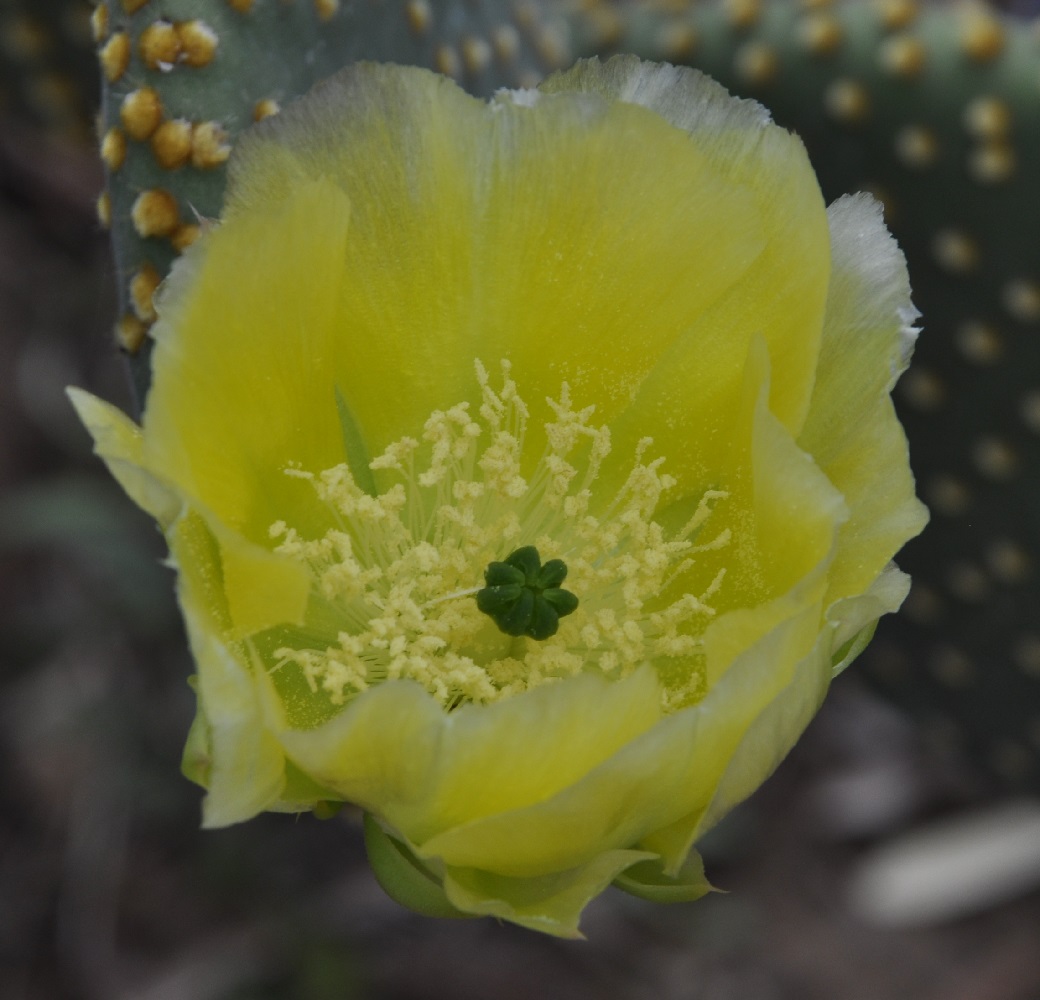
[268,363,731,711]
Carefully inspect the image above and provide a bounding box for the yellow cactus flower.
[70,57,926,937]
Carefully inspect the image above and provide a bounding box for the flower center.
[266,362,730,713]
[477,545,580,640]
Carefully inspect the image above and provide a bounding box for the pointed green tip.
[363,813,469,920]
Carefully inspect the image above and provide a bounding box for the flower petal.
[363,814,466,920]
[69,58,926,934]
[143,176,354,545]
[639,602,832,870]
[684,336,846,683]
[66,388,179,527]
[390,343,844,879]
[443,848,655,939]
[827,563,911,675]
[170,511,288,826]
[541,56,831,445]
[415,597,826,879]
[142,60,829,512]
[694,626,832,841]
[277,664,664,850]
[218,525,311,639]
[798,195,929,612]
[269,680,444,820]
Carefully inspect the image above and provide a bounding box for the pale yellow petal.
[694,626,832,841]
[66,388,180,527]
[218,527,311,639]
[416,600,824,878]
[69,388,312,637]
[443,849,655,938]
[170,511,288,826]
[67,59,926,933]
[407,666,662,840]
[541,56,831,450]
[277,666,664,850]
[798,195,928,610]
[268,680,444,819]
[206,62,825,496]
[661,338,846,685]
[639,602,829,871]
[828,563,911,674]
[143,177,354,545]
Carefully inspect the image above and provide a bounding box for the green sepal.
[613,850,716,904]
[831,620,878,677]
[312,800,344,820]
[180,678,212,790]
[363,813,469,920]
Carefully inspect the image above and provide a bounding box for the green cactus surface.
[91,0,570,400]
[84,0,1040,792]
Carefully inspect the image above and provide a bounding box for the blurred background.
[3,1,1040,998]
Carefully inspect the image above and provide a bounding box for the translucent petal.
[363,814,466,920]
[538,58,832,512]
[269,341,844,878]
[66,388,179,527]
[144,61,827,515]
[67,59,927,933]
[70,386,312,640]
[414,602,825,878]
[277,666,663,848]
[665,337,846,683]
[541,57,831,451]
[798,195,929,611]
[170,512,288,826]
[827,564,911,675]
[269,680,444,819]
[639,603,830,871]
[443,848,655,938]
[219,529,311,639]
[142,177,353,546]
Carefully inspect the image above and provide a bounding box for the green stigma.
[476,546,579,641]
